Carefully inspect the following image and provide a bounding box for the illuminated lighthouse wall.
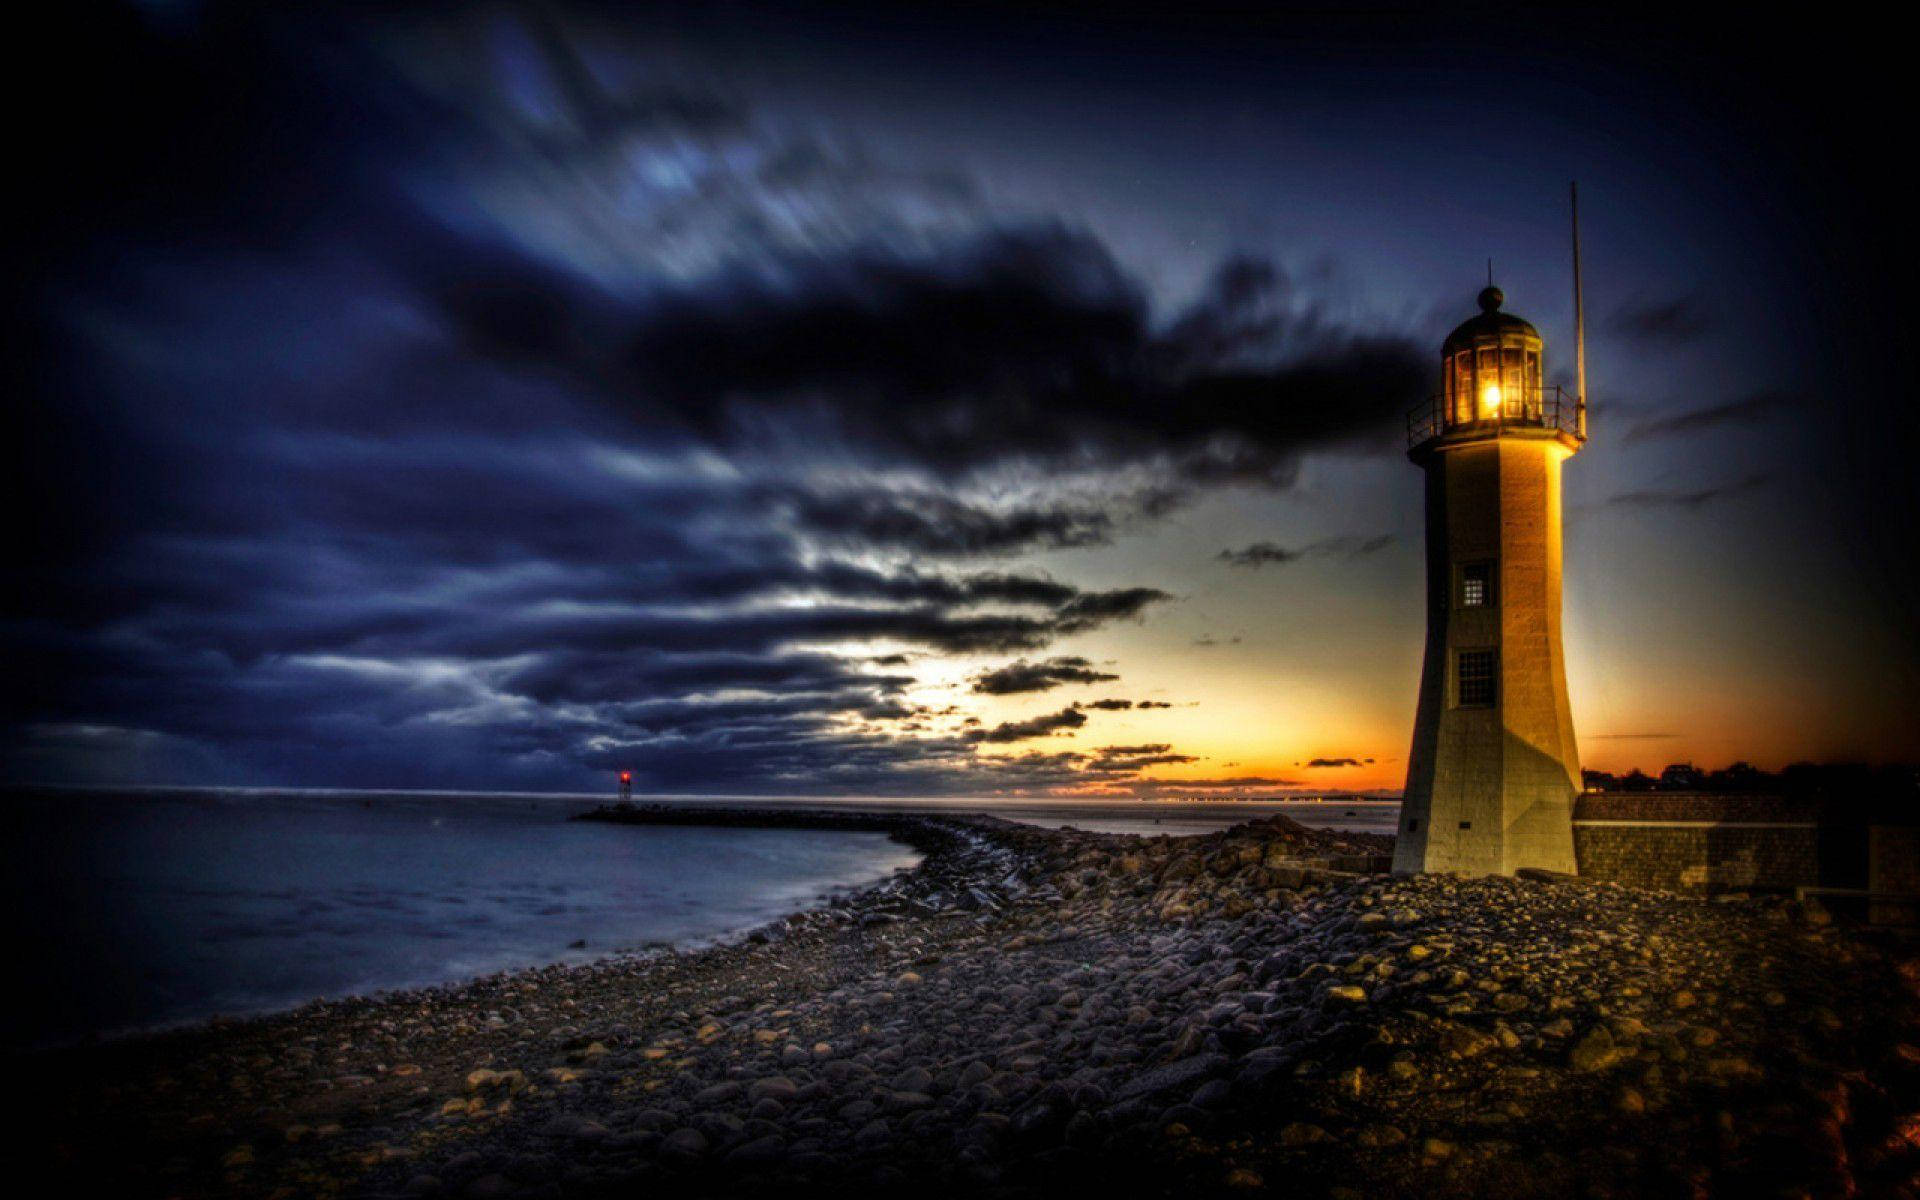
[1393,287,1585,876]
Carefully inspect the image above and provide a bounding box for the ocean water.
[592,794,1403,838]
[1,790,1397,1049]
[1,791,919,1049]
[723,796,1404,839]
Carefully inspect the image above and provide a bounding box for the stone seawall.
[1571,794,1819,894]
[1870,825,1920,923]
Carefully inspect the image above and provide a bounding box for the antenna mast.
[1571,181,1587,439]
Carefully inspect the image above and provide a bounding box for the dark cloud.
[497,649,910,707]
[1608,294,1712,344]
[1118,774,1307,796]
[790,488,1123,556]
[1624,390,1795,442]
[404,203,1428,490]
[1306,757,1363,768]
[804,562,1087,610]
[972,656,1119,695]
[478,230,1429,484]
[1051,588,1169,629]
[1085,743,1199,772]
[1600,473,1771,511]
[1105,754,1196,770]
[1218,535,1393,567]
[967,706,1089,744]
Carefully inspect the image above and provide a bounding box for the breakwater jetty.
[22,810,1917,1199]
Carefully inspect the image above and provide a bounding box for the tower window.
[1456,649,1497,707]
[1460,562,1494,608]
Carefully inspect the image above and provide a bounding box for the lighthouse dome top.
[1442,286,1541,356]
[1406,284,1582,453]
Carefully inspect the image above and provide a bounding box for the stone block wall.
[1571,793,1819,895]
[1869,826,1920,923]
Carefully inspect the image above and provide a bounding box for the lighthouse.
[1392,271,1587,876]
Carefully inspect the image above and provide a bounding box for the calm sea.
[1,790,1396,1048]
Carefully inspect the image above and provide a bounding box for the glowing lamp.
[1439,285,1543,429]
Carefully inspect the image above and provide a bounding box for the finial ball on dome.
[1477,285,1505,312]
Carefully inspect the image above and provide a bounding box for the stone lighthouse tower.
[1392,282,1587,875]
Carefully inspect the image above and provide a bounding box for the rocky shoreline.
[23,809,1920,1199]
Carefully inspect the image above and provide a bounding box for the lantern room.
[1445,285,1542,424]
[1407,285,1585,453]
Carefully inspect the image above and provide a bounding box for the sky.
[5,1,1915,797]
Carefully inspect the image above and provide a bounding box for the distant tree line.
[1581,762,1918,821]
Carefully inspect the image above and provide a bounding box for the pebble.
[1569,1026,1624,1073]
[660,1128,708,1161]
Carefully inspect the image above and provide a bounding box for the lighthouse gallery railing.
[1406,386,1583,449]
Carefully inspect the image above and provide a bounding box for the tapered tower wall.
[1394,433,1581,875]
